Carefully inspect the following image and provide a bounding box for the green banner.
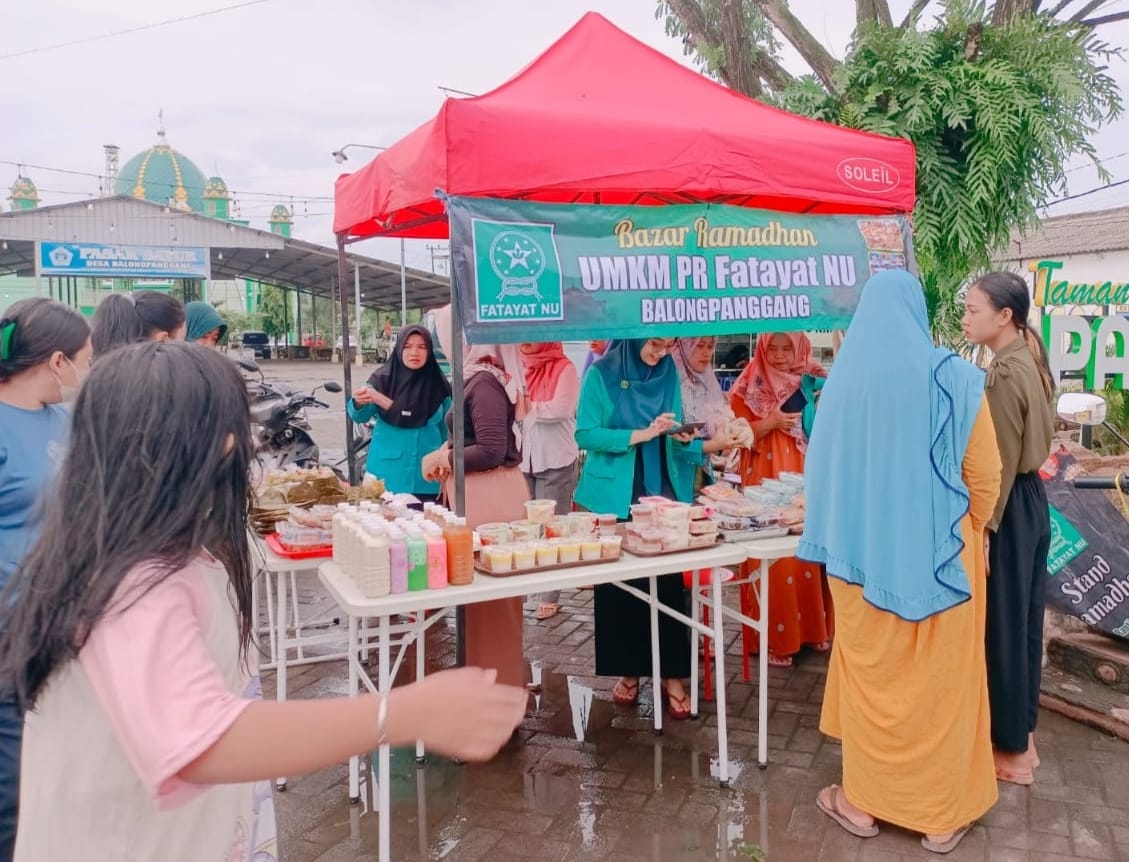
[447,196,913,344]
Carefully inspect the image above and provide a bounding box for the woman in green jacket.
[576,338,733,719]
[348,325,451,500]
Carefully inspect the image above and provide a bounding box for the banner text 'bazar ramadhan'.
[446,197,913,344]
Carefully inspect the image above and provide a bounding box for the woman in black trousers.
[962,272,1055,786]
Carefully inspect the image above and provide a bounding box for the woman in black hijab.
[348,325,452,499]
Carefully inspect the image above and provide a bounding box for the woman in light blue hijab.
[799,270,1003,854]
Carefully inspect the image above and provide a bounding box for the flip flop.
[660,682,692,721]
[535,603,560,620]
[811,641,832,653]
[995,766,1034,786]
[921,823,974,854]
[767,652,794,668]
[612,678,640,705]
[816,785,879,838]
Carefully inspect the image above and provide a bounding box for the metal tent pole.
[450,271,466,665]
[354,263,363,367]
[336,236,356,485]
[400,238,408,326]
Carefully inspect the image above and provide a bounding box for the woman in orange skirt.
[730,333,831,667]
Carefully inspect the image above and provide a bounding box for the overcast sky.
[2,0,1127,271]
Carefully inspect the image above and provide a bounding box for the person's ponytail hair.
[91,291,185,359]
[0,298,90,382]
[973,271,1055,402]
[1022,324,1056,403]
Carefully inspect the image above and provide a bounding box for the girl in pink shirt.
[0,341,526,862]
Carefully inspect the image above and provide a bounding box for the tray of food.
[264,532,334,559]
[475,535,623,576]
[718,526,791,542]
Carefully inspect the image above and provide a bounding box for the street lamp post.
[330,142,409,351]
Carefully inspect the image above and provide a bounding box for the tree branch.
[898,0,931,29]
[1069,1,1110,21]
[751,51,797,91]
[752,0,841,90]
[1079,11,1129,25]
[857,0,894,27]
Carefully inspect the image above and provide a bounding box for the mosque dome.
[115,123,207,213]
[9,175,39,204]
[203,176,230,199]
[270,204,293,223]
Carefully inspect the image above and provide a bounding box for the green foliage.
[658,0,1124,345]
[218,309,260,346]
[257,284,290,343]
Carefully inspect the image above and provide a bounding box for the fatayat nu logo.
[472,219,564,323]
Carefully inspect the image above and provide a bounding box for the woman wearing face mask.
[730,332,830,667]
[91,291,186,359]
[961,272,1055,786]
[184,302,227,347]
[349,326,451,500]
[0,298,91,862]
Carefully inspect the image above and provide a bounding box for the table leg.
[415,614,426,764]
[710,572,731,787]
[648,575,663,736]
[378,615,392,862]
[689,570,700,719]
[348,614,361,803]
[275,569,288,791]
[758,558,770,769]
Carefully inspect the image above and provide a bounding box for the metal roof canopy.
[0,196,450,310]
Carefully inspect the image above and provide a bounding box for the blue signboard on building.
[39,242,209,278]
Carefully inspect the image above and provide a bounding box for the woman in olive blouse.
[962,272,1055,787]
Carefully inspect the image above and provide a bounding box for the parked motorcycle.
[235,359,343,472]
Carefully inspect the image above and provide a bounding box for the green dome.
[9,175,39,203]
[270,204,293,222]
[116,143,206,213]
[203,176,229,199]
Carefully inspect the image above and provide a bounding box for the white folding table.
[319,544,748,862]
[688,534,802,768]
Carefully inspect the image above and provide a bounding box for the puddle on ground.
[342,668,784,861]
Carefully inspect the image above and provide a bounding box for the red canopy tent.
[333,12,916,241]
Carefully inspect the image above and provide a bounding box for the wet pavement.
[257,359,1129,861]
[261,584,1129,862]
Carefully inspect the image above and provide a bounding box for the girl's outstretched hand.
[391,667,527,761]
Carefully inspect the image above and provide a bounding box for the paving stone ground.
[261,581,1129,862]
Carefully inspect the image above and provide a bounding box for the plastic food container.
[600,535,623,559]
[689,519,718,535]
[580,538,602,561]
[598,513,618,529]
[557,539,581,564]
[629,503,656,526]
[510,520,543,542]
[477,522,512,546]
[534,542,558,566]
[544,517,571,539]
[525,499,557,524]
[658,504,691,527]
[512,544,537,570]
[688,505,709,520]
[484,545,513,573]
[569,512,598,537]
[689,533,716,548]
[662,536,690,552]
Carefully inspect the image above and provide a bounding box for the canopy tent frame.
[332,14,918,694]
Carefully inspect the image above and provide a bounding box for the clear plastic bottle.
[359,529,391,598]
[387,527,409,594]
[405,527,429,591]
[424,523,448,590]
[444,516,475,586]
